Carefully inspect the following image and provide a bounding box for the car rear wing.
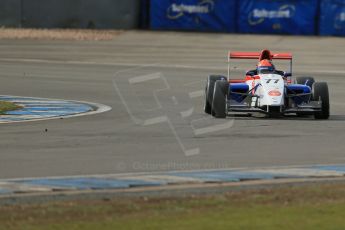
[227,51,293,80]
[229,52,292,60]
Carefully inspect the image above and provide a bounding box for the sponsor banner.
[320,0,345,36]
[150,0,236,32]
[238,0,318,35]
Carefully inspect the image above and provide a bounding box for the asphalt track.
[0,31,345,179]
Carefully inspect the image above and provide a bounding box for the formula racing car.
[204,49,329,119]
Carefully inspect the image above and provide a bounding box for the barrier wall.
[320,0,345,36]
[140,0,151,28]
[1,1,345,36]
[22,0,140,29]
[0,0,140,29]
[150,0,237,32]
[0,0,21,27]
[238,0,319,35]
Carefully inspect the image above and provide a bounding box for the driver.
[257,59,275,74]
[256,59,285,76]
[246,50,285,76]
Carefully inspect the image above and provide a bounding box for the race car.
[204,49,329,119]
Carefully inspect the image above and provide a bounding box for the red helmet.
[257,59,275,73]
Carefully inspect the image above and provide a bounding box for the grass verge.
[0,101,22,115]
[1,182,345,229]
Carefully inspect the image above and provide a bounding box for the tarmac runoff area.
[0,31,345,197]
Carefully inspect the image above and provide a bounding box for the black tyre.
[211,80,229,118]
[204,75,226,114]
[296,113,310,117]
[313,82,330,119]
[295,76,315,88]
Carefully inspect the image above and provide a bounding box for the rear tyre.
[295,76,315,88]
[313,82,329,119]
[211,80,229,118]
[204,75,226,114]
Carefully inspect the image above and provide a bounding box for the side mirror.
[284,72,292,77]
[246,70,256,76]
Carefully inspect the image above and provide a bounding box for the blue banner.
[150,0,236,32]
[320,0,345,36]
[238,0,318,35]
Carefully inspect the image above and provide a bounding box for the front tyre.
[204,75,226,114]
[313,82,330,119]
[212,80,229,118]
